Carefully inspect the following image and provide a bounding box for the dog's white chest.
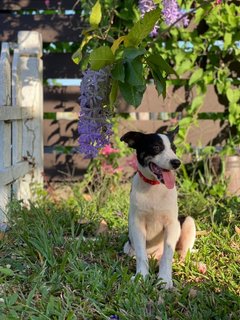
[130,174,178,217]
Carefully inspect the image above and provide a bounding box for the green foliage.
[72,1,178,107]
[71,0,240,153]
[124,8,161,47]
[89,1,102,29]
[89,46,115,70]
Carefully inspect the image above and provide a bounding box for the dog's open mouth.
[149,162,175,189]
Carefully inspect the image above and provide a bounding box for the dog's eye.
[153,145,162,153]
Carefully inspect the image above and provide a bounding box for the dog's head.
[120,126,180,188]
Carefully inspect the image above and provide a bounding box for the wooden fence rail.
[0,31,43,223]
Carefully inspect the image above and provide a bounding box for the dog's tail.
[176,216,196,261]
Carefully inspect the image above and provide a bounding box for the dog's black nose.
[170,159,181,169]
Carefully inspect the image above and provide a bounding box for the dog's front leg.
[158,221,181,289]
[130,216,149,279]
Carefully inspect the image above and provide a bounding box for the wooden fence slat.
[43,53,81,79]
[0,14,85,42]
[43,119,227,148]
[44,119,78,147]
[119,119,228,147]
[44,153,90,182]
[0,42,11,222]
[117,84,225,113]
[12,48,23,173]
[1,0,82,10]
[0,106,33,120]
[12,31,44,202]
[44,86,80,112]
[43,84,225,113]
[0,162,30,186]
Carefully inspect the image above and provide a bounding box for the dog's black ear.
[166,126,179,141]
[120,131,144,149]
[155,126,168,134]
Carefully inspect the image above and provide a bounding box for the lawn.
[0,180,239,320]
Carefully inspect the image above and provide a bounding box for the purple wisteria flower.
[162,0,189,27]
[138,0,159,37]
[78,67,112,158]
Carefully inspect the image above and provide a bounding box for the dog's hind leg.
[123,240,135,257]
[176,216,196,261]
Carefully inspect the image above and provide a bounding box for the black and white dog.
[121,126,196,289]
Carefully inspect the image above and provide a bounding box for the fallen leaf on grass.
[197,262,207,274]
[0,232,5,240]
[196,230,210,236]
[77,218,90,225]
[188,288,198,298]
[96,219,109,235]
[235,226,240,235]
[83,193,92,201]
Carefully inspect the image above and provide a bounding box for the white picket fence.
[0,31,43,223]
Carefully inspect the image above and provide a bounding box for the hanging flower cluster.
[78,67,112,158]
[162,0,189,27]
[138,0,159,37]
[138,0,189,35]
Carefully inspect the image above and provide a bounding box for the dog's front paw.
[131,271,149,281]
[157,274,173,289]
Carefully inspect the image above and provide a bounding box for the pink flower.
[102,163,123,174]
[44,0,50,7]
[100,144,119,156]
[126,154,138,171]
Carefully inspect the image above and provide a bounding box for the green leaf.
[8,293,18,306]
[189,96,204,115]
[226,88,240,103]
[147,59,167,97]
[72,35,93,65]
[0,267,14,276]
[194,7,205,24]
[151,69,166,98]
[89,1,102,28]
[189,68,203,86]
[224,33,232,50]
[123,48,146,60]
[111,36,125,54]
[111,62,125,82]
[229,103,240,116]
[119,82,145,107]
[109,80,119,107]
[89,46,115,70]
[71,47,82,65]
[147,54,178,77]
[177,60,193,75]
[124,8,161,47]
[125,60,145,86]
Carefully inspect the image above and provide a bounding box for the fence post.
[0,43,12,222]
[13,31,43,202]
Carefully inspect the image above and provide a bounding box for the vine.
[72,0,239,157]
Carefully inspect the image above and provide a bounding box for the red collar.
[137,170,160,185]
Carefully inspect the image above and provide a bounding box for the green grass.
[0,182,239,320]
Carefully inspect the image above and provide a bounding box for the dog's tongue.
[162,170,175,189]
